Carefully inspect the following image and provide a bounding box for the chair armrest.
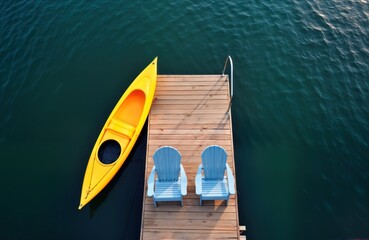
[195,164,203,195]
[147,166,156,197]
[226,163,235,194]
[180,164,187,196]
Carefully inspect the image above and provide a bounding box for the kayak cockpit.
[98,139,121,164]
[116,90,146,126]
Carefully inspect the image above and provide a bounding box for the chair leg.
[153,198,157,208]
[181,199,183,207]
[200,196,202,206]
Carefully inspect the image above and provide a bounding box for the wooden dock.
[140,75,242,239]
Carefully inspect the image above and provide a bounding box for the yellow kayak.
[79,57,157,209]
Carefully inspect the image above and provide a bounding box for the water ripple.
[1,0,369,238]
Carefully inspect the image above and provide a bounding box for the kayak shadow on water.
[88,123,148,218]
[88,173,120,217]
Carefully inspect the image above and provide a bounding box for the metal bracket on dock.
[239,225,246,239]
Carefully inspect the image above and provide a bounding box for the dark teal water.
[1,1,369,239]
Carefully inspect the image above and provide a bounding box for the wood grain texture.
[140,75,240,240]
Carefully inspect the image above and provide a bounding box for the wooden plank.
[154,89,228,95]
[154,81,226,86]
[151,103,229,110]
[154,95,228,100]
[147,139,232,146]
[144,197,237,207]
[149,116,230,123]
[149,129,231,135]
[142,230,238,240]
[150,124,230,130]
[150,109,229,115]
[156,85,228,91]
[151,105,228,111]
[147,147,232,154]
[142,232,237,240]
[157,75,227,81]
[144,203,237,213]
[150,135,231,141]
[144,211,237,220]
[153,99,229,105]
[144,218,238,230]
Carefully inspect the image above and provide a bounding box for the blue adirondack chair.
[195,145,235,206]
[147,146,187,207]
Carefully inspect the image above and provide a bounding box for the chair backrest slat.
[153,146,181,182]
[201,145,227,180]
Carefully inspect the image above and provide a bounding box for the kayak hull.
[79,58,157,209]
